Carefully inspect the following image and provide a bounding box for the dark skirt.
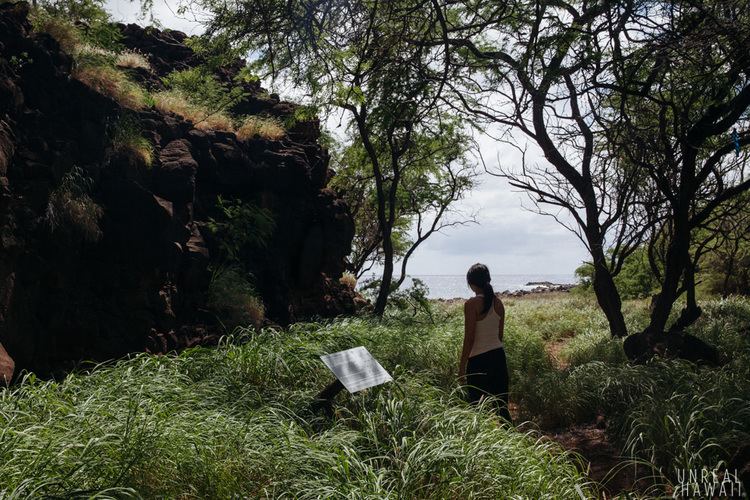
[466,347,511,422]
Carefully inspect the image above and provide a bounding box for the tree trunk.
[373,227,394,317]
[648,216,691,334]
[590,246,628,337]
[670,260,702,332]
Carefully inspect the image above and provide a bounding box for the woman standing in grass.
[459,263,512,422]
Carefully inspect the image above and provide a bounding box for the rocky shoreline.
[501,281,577,298]
[433,282,577,303]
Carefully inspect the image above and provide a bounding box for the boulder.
[156,139,198,203]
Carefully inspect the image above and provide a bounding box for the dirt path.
[538,338,656,497]
[545,424,654,497]
[545,338,570,369]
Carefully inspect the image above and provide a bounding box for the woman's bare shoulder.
[464,296,482,310]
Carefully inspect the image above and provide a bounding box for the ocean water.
[402,274,577,299]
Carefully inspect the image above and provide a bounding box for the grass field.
[1,295,748,498]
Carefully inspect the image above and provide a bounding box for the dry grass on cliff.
[73,63,149,110]
[115,51,151,71]
[236,116,286,141]
[339,272,357,289]
[112,116,154,167]
[74,43,116,59]
[44,167,103,242]
[153,90,235,132]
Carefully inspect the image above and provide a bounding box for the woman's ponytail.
[481,281,494,315]
[466,263,494,314]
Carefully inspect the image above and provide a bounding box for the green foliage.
[697,195,750,296]
[207,265,264,329]
[331,121,475,279]
[162,67,246,118]
[282,104,319,129]
[509,295,750,492]
[575,247,659,300]
[9,51,33,71]
[2,294,748,496]
[33,0,122,51]
[359,277,434,320]
[205,196,275,262]
[110,114,153,167]
[615,248,660,300]
[560,331,627,367]
[44,166,103,243]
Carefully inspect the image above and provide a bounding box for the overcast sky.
[104,0,590,276]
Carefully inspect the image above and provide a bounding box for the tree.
[602,0,750,334]
[330,126,476,283]
[431,0,750,338]
[427,0,645,337]
[695,195,750,297]
[193,0,476,315]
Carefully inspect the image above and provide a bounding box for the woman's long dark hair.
[467,263,494,314]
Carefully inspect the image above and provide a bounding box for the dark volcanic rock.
[0,341,13,385]
[0,3,356,376]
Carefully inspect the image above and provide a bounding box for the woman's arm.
[497,297,506,342]
[459,300,476,382]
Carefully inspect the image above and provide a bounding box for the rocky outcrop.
[0,3,356,377]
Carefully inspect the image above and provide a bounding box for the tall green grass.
[0,317,590,498]
[2,294,747,497]
[509,295,750,492]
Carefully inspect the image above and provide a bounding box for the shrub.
[161,67,245,123]
[236,116,285,141]
[31,14,81,53]
[205,196,275,261]
[73,63,149,110]
[35,0,122,50]
[115,51,151,71]
[111,116,153,167]
[575,246,660,300]
[153,90,234,131]
[44,166,103,243]
[207,266,264,329]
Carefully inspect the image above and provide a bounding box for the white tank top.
[470,295,504,357]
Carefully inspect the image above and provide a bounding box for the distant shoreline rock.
[433,282,577,302]
[502,282,576,298]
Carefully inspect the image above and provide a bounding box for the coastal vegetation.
[1,295,748,497]
[1,0,749,497]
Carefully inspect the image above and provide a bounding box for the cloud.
[104,0,205,34]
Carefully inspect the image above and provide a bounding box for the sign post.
[312,346,392,416]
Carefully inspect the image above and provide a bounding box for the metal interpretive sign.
[319,346,392,393]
